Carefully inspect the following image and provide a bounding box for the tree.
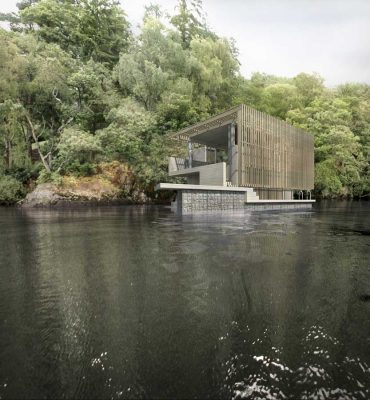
[0,175,25,203]
[0,100,27,170]
[0,31,76,172]
[115,16,239,120]
[314,160,342,197]
[8,0,131,66]
[67,60,113,132]
[170,0,208,48]
[56,127,103,172]
[116,18,182,111]
[233,73,290,110]
[261,83,299,119]
[293,73,324,107]
[117,54,169,111]
[189,36,239,113]
[288,93,368,197]
[97,99,157,162]
[0,30,22,102]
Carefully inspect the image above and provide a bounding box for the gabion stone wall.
[177,190,245,213]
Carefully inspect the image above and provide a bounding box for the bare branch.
[25,114,51,173]
[57,117,74,134]
[52,87,62,103]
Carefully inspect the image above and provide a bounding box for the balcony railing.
[173,157,215,171]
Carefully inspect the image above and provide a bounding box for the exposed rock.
[20,178,151,208]
[130,189,149,204]
[20,184,66,207]
[18,162,157,207]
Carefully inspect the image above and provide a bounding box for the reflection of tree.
[240,270,252,313]
[0,209,68,398]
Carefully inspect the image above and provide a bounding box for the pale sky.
[1,0,370,86]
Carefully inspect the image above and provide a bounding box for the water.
[0,202,369,399]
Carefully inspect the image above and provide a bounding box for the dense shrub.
[57,127,103,166]
[5,165,41,184]
[0,176,25,204]
[64,161,97,177]
[37,170,63,185]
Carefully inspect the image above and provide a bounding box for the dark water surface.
[0,202,369,399]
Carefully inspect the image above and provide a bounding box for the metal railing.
[174,157,186,171]
[191,160,213,168]
[173,157,215,171]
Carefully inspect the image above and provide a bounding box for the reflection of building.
[157,104,315,212]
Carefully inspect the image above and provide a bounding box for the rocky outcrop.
[19,162,155,208]
[20,184,66,207]
[20,181,150,208]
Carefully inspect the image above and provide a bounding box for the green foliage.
[287,90,369,197]
[0,0,369,200]
[171,0,211,48]
[97,99,156,162]
[0,99,29,170]
[0,175,25,203]
[56,127,102,171]
[5,164,40,184]
[67,60,112,131]
[115,15,239,122]
[293,73,324,106]
[315,160,343,197]
[96,98,179,188]
[132,134,174,188]
[14,0,130,66]
[261,83,299,119]
[36,169,63,184]
[63,162,97,177]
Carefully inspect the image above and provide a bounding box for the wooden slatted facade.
[237,104,314,192]
[171,104,314,196]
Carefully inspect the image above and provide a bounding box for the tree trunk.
[8,141,12,169]
[25,115,51,173]
[3,139,10,169]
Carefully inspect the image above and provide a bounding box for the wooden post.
[188,140,193,168]
[228,123,238,186]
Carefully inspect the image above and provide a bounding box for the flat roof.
[170,105,240,142]
[170,103,312,142]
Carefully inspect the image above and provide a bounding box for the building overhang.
[187,125,229,149]
[170,105,240,145]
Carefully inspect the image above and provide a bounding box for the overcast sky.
[2,0,370,86]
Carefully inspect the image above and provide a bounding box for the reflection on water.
[220,322,369,400]
[0,201,369,399]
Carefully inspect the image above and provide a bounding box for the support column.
[228,123,239,186]
[188,140,193,168]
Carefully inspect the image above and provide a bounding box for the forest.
[0,0,369,203]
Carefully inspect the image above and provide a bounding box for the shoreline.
[1,197,368,209]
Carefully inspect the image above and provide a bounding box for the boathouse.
[157,104,315,212]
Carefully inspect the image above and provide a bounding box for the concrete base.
[245,202,313,211]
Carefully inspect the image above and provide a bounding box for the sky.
[1,0,370,86]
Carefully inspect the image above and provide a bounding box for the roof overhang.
[170,105,240,144]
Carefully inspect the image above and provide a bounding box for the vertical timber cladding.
[228,123,239,185]
[237,104,314,191]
